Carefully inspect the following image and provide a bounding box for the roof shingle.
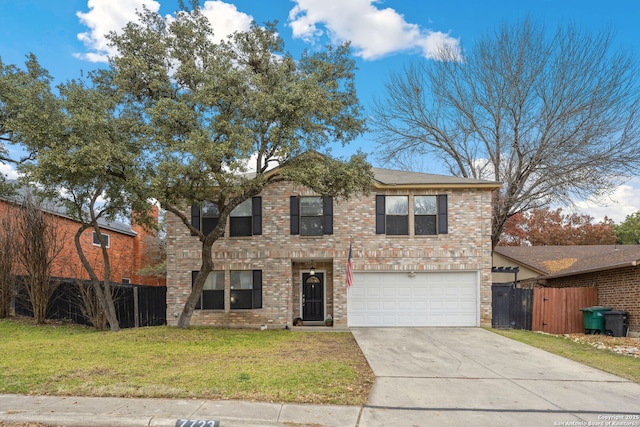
[494,245,640,278]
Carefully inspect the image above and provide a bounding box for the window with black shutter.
[290,196,333,236]
[192,271,224,310]
[415,194,448,235]
[385,195,409,235]
[230,199,252,236]
[191,201,219,235]
[230,270,262,309]
[415,195,437,235]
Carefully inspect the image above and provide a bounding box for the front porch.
[291,260,335,326]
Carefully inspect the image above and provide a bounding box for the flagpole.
[346,236,354,289]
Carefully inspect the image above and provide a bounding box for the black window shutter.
[252,270,262,309]
[437,194,448,234]
[323,196,333,235]
[190,204,201,233]
[252,196,262,235]
[192,271,202,309]
[375,195,385,234]
[290,196,300,235]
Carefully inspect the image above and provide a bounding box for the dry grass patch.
[0,318,374,405]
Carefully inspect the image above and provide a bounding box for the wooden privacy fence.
[532,287,597,334]
[492,285,598,334]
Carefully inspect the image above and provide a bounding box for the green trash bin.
[580,306,611,334]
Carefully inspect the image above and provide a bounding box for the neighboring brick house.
[493,245,640,335]
[0,187,163,287]
[166,167,500,328]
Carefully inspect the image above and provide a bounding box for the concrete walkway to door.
[351,327,640,427]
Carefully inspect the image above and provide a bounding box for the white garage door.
[347,271,478,327]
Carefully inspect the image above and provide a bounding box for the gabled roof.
[245,151,502,190]
[0,184,136,237]
[494,245,640,279]
[372,168,501,189]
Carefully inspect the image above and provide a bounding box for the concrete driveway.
[351,328,640,427]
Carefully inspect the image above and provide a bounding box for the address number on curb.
[175,419,220,427]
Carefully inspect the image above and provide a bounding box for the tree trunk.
[177,241,214,329]
[94,225,120,332]
[74,226,120,331]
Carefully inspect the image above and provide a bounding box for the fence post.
[134,286,139,328]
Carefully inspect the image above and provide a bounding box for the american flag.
[346,240,354,288]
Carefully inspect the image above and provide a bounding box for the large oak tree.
[104,5,372,327]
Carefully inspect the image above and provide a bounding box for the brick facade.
[0,199,162,287]
[166,179,495,328]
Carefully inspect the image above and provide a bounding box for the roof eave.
[493,251,548,276]
[373,182,502,190]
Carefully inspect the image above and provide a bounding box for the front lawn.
[0,318,374,405]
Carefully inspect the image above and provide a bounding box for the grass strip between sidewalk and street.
[489,328,640,383]
[0,318,374,405]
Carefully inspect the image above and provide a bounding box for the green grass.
[0,319,374,405]
[489,328,640,383]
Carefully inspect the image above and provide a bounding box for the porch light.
[309,265,315,276]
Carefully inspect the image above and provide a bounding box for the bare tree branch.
[371,17,640,247]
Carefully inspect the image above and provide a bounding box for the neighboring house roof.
[372,168,501,189]
[494,245,640,279]
[0,184,136,237]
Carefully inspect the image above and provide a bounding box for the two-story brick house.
[166,167,500,328]
[0,186,163,287]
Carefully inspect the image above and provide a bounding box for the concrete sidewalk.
[0,394,362,427]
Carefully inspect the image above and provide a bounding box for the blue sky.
[1,0,639,222]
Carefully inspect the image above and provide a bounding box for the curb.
[1,412,297,427]
[1,413,174,426]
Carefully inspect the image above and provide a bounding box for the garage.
[347,271,479,327]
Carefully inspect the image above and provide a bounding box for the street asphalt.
[2,327,640,426]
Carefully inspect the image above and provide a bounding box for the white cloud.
[574,177,640,224]
[199,1,253,41]
[288,0,461,60]
[76,0,161,62]
[0,163,19,181]
[75,0,252,63]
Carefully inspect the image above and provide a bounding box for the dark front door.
[302,272,324,321]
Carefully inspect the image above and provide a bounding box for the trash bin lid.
[603,310,628,315]
[580,306,612,312]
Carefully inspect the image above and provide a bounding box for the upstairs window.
[290,196,333,236]
[376,194,448,235]
[230,197,262,237]
[300,196,323,236]
[92,231,110,247]
[191,197,262,236]
[191,201,219,235]
[415,196,437,235]
[376,195,409,235]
